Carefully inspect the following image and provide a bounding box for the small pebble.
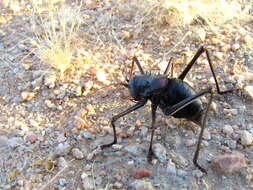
[121,30,132,40]
[55,143,72,156]
[135,120,142,127]
[25,133,37,143]
[166,162,177,175]
[96,71,110,85]
[229,109,238,115]
[84,81,93,91]
[82,131,95,140]
[170,152,188,167]
[32,76,43,88]
[245,85,253,100]
[45,99,55,108]
[203,130,211,140]
[86,152,95,161]
[214,52,223,60]
[192,170,204,178]
[124,145,142,155]
[44,73,56,88]
[231,43,240,51]
[140,127,148,137]
[220,44,231,52]
[202,140,209,147]
[95,176,103,185]
[212,152,247,173]
[222,125,234,136]
[114,181,123,189]
[30,120,39,127]
[127,160,134,166]
[224,139,237,149]
[58,178,67,186]
[17,179,24,186]
[211,37,222,45]
[240,130,253,146]
[58,157,68,168]
[128,126,135,136]
[20,125,29,135]
[82,176,94,190]
[72,148,84,159]
[74,86,83,96]
[185,139,196,147]
[21,91,36,101]
[224,108,238,116]
[153,143,167,163]
[220,145,231,153]
[177,169,188,178]
[57,134,66,143]
[129,180,155,190]
[210,102,218,112]
[8,137,24,148]
[81,172,89,179]
[112,144,123,150]
[132,168,152,179]
[242,34,253,47]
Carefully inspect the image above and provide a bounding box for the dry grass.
[26,0,250,79]
[144,0,250,26]
[29,0,83,75]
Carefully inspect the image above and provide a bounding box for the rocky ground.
[0,0,253,190]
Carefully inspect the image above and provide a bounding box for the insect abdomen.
[158,79,203,122]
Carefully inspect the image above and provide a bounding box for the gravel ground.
[0,0,253,190]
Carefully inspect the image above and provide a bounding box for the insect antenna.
[132,57,145,74]
[164,57,173,76]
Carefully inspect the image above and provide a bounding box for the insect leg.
[165,88,211,116]
[132,57,145,74]
[101,99,147,149]
[164,57,173,76]
[178,46,205,80]
[178,46,234,94]
[147,103,158,162]
[204,49,233,94]
[193,90,213,174]
[164,88,212,173]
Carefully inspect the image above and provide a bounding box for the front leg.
[147,103,158,162]
[101,99,147,149]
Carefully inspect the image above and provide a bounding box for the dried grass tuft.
[30,1,83,75]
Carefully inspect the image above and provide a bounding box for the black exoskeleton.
[101,46,234,173]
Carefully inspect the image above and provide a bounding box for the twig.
[38,159,74,190]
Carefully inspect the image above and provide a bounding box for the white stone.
[245,85,253,100]
[44,73,56,88]
[72,148,84,159]
[203,130,211,140]
[232,43,240,51]
[21,91,36,101]
[222,125,234,136]
[241,130,253,146]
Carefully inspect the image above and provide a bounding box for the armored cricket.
[101,46,234,173]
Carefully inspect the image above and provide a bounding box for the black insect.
[101,46,234,173]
